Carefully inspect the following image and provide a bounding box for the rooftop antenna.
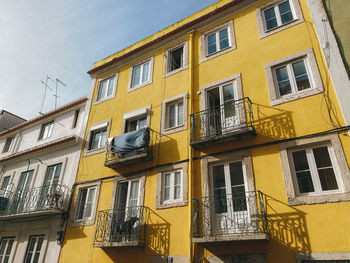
[39,76,67,114]
[55,78,66,109]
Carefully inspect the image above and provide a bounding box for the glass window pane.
[0,239,7,256]
[264,7,278,30]
[207,33,217,55]
[98,80,107,100]
[164,174,171,187]
[219,28,229,50]
[100,130,107,148]
[107,77,115,97]
[138,117,147,129]
[142,61,150,83]
[169,47,183,72]
[313,147,338,191]
[174,185,181,200]
[77,189,87,219]
[168,104,175,128]
[212,165,226,190]
[164,186,170,201]
[130,181,139,201]
[292,150,315,193]
[229,162,244,187]
[127,120,137,132]
[175,171,181,185]
[132,66,141,86]
[292,60,311,91]
[279,1,293,24]
[177,102,183,126]
[276,66,292,96]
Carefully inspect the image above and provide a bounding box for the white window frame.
[161,93,188,135]
[122,105,151,134]
[200,20,236,62]
[84,119,111,157]
[164,41,188,77]
[279,134,350,206]
[23,235,45,263]
[75,187,97,220]
[89,128,107,150]
[94,73,118,104]
[0,236,15,263]
[71,182,101,227]
[128,57,154,92]
[38,121,54,140]
[2,137,13,153]
[156,162,188,209]
[256,0,304,39]
[265,49,323,106]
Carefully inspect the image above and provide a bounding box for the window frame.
[161,93,188,135]
[279,134,350,206]
[2,137,13,153]
[23,235,45,263]
[38,121,54,140]
[128,57,154,92]
[265,49,323,106]
[200,20,236,63]
[122,105,151,134]
[156,162,188,209]
[0,236,16,263]
[71,181,101,227]
[72,109,80,129]
[84,119,111,157]
[296,252,350,263]
[94,73,118,104]
[256,0,304,39]
[164,41,188,77]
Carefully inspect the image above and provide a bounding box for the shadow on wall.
[264,194,311,254]
[253,103,296,140]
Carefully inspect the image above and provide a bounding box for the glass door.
[38,164,62,209]
[12,170,33,213]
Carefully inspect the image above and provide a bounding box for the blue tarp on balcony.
[111,128,150,154]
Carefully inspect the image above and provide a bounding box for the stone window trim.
[128,56,154,92]
[110,173,146,211]
[13,166,40,190]
[122,105,152,134]
[93,73,119,105]
[2,137,14,153]
[38,120,54,141]
[160,93,188,136]
[265,49,323,106]
[200,19,236,63]
[156,162,188,210]
[0,231,20,263]
[70,181,101,227]
[255,0,304,39]
[295,252,350,262]
[199,73,243,111]
[37,157,68,187]
[164,41,188,77]
[20,229,49,263]
[279,133,350,206]
[84,119,111,157]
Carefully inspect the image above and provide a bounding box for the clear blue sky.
[0,0,218,119]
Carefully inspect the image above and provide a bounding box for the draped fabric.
[111,128,150,154]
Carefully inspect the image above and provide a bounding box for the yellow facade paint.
[60,0,350,262]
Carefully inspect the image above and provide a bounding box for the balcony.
[0,184,71,220]
[105,128,153,168]
[94,206,147,248]
[192,191,268,243]
[190,97,255,148]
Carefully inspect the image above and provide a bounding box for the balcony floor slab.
[192,233,269,244]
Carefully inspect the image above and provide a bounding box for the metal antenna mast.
[39,76,67,114]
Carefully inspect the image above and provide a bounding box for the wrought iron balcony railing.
[192,191,268,242]
[0,184,71,218]
[94,206,147,247]
[105,128,154,168]
[190,97,255,147]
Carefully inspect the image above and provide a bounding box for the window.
[161,93,187,135]
[265,49,323,106]
[0,237,15,263]
[201,20,235,62]
[256,0,304,38]
[165,42,188,76]
[89,128,107,150]
[2,138,13,153]
[39,121,54,140]
[156,162,188,209]
[24,235,44,263]
[0,176,11,197]
[129,57,154,91]
[72,109,80,128]
[125,117,146,133]
[123,106,151,133]
[279,134,350,206]
[296,252,350,263]
[96,75,117,102]
[75,187,97,220]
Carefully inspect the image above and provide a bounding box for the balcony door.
[12,170,33,213]
[210,161,249,235]
[206,82,239,136]
[112,179,141,242]
[38,163,62,210]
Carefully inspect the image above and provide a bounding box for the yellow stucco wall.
[60,0,350,262]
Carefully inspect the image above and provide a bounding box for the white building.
[0,97,88,263]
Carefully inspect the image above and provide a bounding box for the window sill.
[128,80,152,93]
[270,87,323,106]
[259,18,304,39]
[201,45,235,63]
[93,95,116,106]
[164,65,188,78]
[288,192,350,206]
[162,124,186,136]
[70,218,95,227]
[84,146,106,157]
[156,200,188,210]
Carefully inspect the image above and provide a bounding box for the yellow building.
[59,0,350,262]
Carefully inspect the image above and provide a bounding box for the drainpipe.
[187,29,195,263]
